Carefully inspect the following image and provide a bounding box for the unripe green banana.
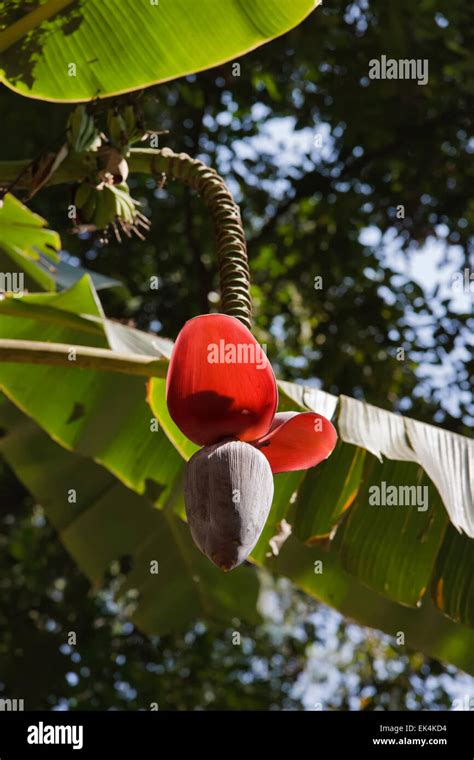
[114,184,136,224]
[122,104,146,144]
[74,181,94,209]
[122,105,136,137]
[73,179,147,235]
[74,182,98,223]
[106,105,147,153]
[81,190,98,222]
[67,106,101,153]
[107,110,128,150]
[93,185,119,229]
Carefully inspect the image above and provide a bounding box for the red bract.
[166,314,337,472]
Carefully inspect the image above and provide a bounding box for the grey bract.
[184,440,274,571]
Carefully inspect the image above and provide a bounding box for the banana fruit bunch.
[69,103,151,240]
[66,106,102,153]
[74,181,150,241]
[107,105,147,153]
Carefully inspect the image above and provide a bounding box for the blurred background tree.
[0,0,472,708]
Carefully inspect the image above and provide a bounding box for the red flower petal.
[253,411,337,473]
[166,314,278,446]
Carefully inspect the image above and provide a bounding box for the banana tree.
[0,0,472,674]
[0,151,473,671]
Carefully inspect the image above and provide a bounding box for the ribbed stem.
[0,340,167,378]
[138,148,252,329]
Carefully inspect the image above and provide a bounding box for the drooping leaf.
[0,397,261,633]
[0,0,320,102]
[338,395,474,537]
[338,394,417,462]
[2,396,473,673]
[277,379,339,419]
[293,441,366,542]
[335,457,448,606]
[433,526,474,628]
[405,417,474,537]
[105,320,173,359]
[0,276,179,503]
[150,353,474,630]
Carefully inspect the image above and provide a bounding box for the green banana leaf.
[433,527,474,629]
[0,276,181,503]
[1,397,473,672]
[0,397,261,632]
[0,278,473,669]
[0,0,319,102]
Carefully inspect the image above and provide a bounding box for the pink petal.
[253,411,337,473]
[166,314,278,446]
